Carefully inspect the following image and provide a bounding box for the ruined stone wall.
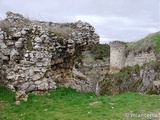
[98,61,160,95]
[0,12,99,100]
[109,41,126,73]
[72,51,110,93]
[109,41,157,73]
[125,51,157,67]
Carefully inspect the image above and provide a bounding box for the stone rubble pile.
[0,12,99,101]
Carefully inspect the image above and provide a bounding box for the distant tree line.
[91,44,110,60]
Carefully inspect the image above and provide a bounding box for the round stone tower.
[109,41,126,73]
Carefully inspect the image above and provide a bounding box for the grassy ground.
[0,87,160,120]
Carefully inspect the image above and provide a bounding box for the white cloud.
[75,15,105,25]
[100,38,111,44]
[147,28,159,33]
[74,15,135,25]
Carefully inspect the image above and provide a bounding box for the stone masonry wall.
[109,41,126,73]
[109,41,157,73]
[125,50,157,67]
[0,12,99,101]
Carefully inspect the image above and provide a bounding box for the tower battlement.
[109,41,126,47]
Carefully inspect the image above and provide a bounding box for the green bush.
[91,44,110,60]
[134,64,140,73]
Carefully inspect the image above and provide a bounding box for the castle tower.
[109,41,126,73]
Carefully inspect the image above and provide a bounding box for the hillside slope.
[126,31,160,59]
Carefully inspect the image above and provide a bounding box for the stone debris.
[89,101,101,106]
[15,91,28,101]
[15,100,21,105]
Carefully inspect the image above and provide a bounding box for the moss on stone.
[98,64,142,95]
[145,61,160,71]
[134,64,140,73]
[25,39,33,51]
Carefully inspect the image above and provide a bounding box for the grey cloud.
[0,0,159,43]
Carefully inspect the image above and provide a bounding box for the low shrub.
[91,44,110,60]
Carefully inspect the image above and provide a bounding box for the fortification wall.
[125,51,157,66]
[0,12,99,101]
[109,41,157,73]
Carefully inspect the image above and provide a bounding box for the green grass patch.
[0,86,160,120]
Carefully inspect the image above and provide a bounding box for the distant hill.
[126,31,160,59]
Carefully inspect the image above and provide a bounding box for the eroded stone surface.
[0,11,99,100]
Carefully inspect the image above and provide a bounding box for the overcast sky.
[0,0,160,43]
